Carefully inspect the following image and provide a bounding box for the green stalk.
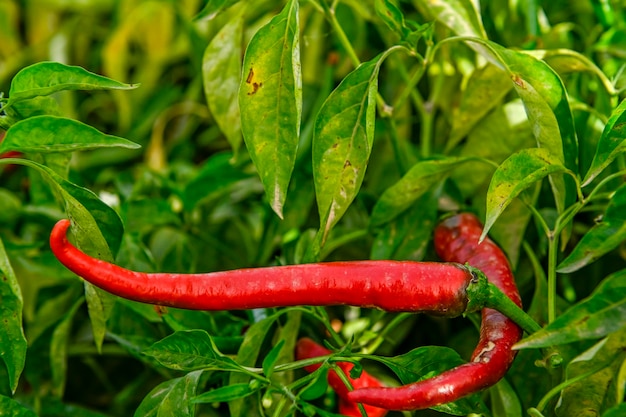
[485,283,543,335]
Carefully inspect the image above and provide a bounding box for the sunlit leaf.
[557,183,626,273]
[7,61,137,105]
[0,115,140,154]
[203,13,243,154]
[239,0,301,218]
[418,0,487,38]
[313,53,383,243]
[0,237,27,394]
[483,148,568,239]
[370,157,470,227]
[515,269,626,349]
[582,98,626,186]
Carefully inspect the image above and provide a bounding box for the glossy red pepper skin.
[347,213,523,410]
[296,338,388,417]
[50,219,477,314]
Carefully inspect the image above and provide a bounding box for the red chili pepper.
[296,338,387,417]
[49,219,485,314]
[347,213,523,410]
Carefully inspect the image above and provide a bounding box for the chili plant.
[0,0,625,416]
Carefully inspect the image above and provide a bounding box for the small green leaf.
[203,13,243,154]
[299,368,330,401]
[514,269,626,349]
[370,157,470,227]
[262,340,285,379]
[483,148,568,239]
[142,330,241,372]
[133,370,203,417]
[583,98,626,186]
[0,115,140,154]
[194,0,240,21]
[239,0,301,218]
[313,54,382,243]
[8,61,137,105]
[193,383,257,404]
[0,237,27,394]
[558,183,626,273]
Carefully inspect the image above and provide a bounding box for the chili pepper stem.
[485,283,543,335]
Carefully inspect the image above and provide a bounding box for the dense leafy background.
[0,0,625,416]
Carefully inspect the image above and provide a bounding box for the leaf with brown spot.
[238,0,301,218]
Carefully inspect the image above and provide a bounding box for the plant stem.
[485,283,542,334]
[546,230,558,324]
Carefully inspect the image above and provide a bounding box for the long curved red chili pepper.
[49,219,485,314]
[296,338,388,417]
[347,213,523,410]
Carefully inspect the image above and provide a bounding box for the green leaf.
[0,395,37,417]
[555,329,626,416]
[0,115,140,154]
[314,52,393,242]
[483,148,568,239]
[370,156,470,227]
[1,157,123,351]
[7,61,138,105]
[133,370,203,417]
[262,339,285,379]
[203,12,243,154]
[558,183,626,273]
[142,330,241,372]
[515,269,626,349]
[583,98,626,186]
[239,0,301,218]
[193,383,257,404]
[481,42,579,215]
[299,368,330,401]
[194,0,240,21]
[0,237,27,394]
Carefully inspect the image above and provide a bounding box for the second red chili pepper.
[347,213,523,410]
